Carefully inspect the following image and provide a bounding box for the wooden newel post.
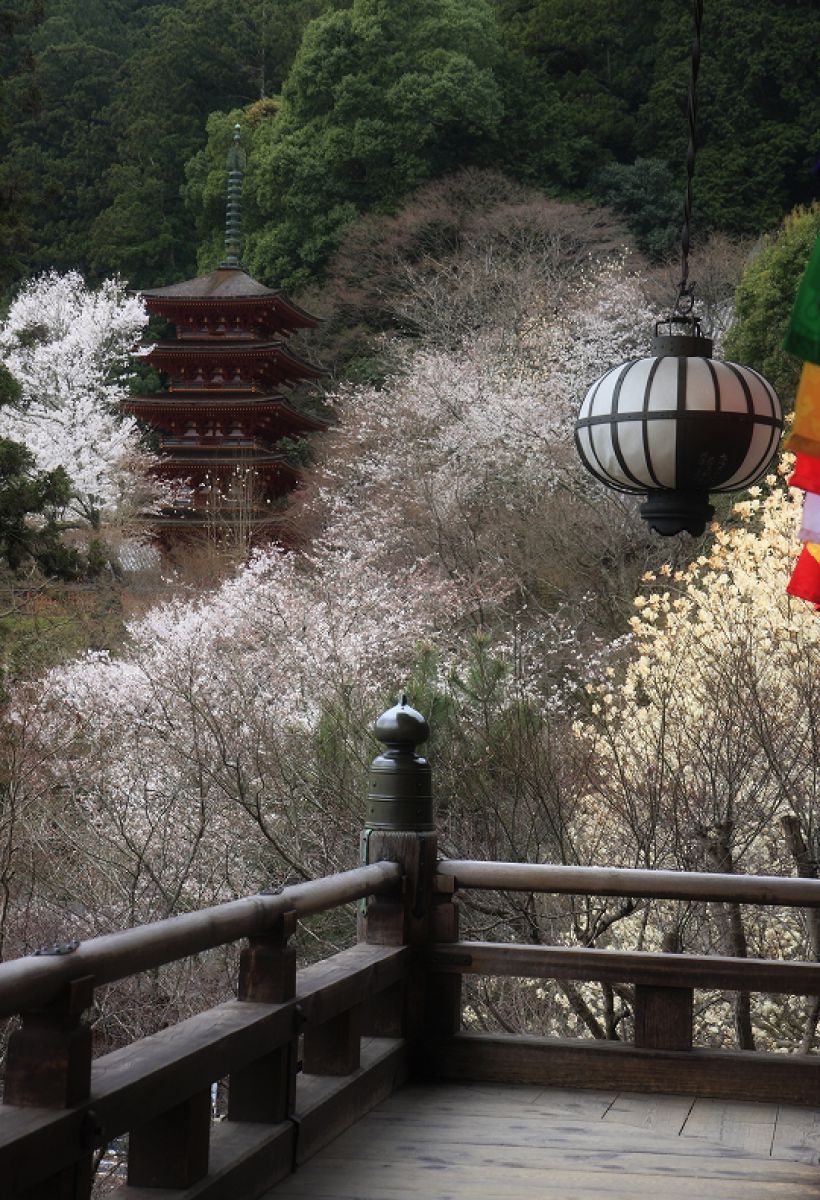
[358,697,439,1043]
[360,696,437,947]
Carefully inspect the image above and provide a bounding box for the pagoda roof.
[139,268,318,327]
[125,394,327,431]
[146,340,324,378]
[143,267,282,300]
[154,446,300,476]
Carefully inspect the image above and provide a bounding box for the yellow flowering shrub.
[575,465,820,1049]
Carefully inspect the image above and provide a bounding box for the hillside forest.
[0,0,819,1078]
[1,0,818,294]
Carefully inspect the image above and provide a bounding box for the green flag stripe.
[784,233,820,365]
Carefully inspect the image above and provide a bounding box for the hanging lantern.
[575,319,783,536]
[574,0,783,536]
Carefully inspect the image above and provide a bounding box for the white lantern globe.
[574,326,783,536]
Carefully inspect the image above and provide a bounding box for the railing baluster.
[634,985,694,1051]
[426,876,461,1037]
[361,978,406,1037]
[230,912,298,1121]
[4,974,95,1200]
[5,975,94,1109]
[127,1089,211,1188]
[302,1004,363,1076]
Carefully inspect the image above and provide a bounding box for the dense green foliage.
[0,0,817,294]
[0,0,330,292]
[493,0,659,189]
[597,158,679,261]
[725,203,820,405]
[638,0,819,235]
[245,0,503,285]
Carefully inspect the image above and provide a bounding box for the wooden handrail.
[0,861,402,1019]
[436,859,820,907]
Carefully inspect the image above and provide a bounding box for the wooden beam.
[295,1038,408,1164]
[303,1005,363,1076]
[110,1120,294,1200]
[0,1000,292,1195]
[425,891,462,1038]
[228,1045,295,1124]
[3,976,95,1200]
[634,985,693,1051]
[127,1089,211,1188]
[5,976,94,1109]
[436,860,820,907]
[237,914,297,1005]
[361,831,437,947]
[426,941,820,995]
[232,913,298,1123]
[101,1040,406,1200]
[362,980,406,1038]
[297,945,410,1028]
[431,1033,820,1107]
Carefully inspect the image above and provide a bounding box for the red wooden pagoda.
[125,124,325,536]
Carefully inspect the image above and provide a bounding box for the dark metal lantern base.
[640,490,715,537]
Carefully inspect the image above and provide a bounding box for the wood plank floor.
[263,1081,820,1199]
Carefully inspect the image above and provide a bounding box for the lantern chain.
[675,0,703,317]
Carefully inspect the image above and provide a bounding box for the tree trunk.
[698,820,755,1051]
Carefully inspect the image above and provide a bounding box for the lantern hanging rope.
[674,0,702,318]
[574,0,783,538]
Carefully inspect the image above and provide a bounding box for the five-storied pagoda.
[125,124,325,537]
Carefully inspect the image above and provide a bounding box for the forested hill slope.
[1,0,818,297]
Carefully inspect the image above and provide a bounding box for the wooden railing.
[0,863,412,1200]
[3,701,820,1199]
[427,859,820,1106]
[4,850,820,1199]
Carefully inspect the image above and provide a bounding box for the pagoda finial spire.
[220,122,246,269]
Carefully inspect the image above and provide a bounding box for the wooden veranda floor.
[262,1080,820,1200]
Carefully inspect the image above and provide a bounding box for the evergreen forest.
[1,0,818,295]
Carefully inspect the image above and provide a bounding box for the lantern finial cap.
[652,316,712,358]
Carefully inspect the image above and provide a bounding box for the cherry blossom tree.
[0,270,165,530]
[0,251,768,1054]
[296,255,662,624]
[2,258,655,926]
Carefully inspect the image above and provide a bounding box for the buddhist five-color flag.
[787,543,820,606]
[785,362,820,459]
[785,232,820,607]
[799,491,820,542]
